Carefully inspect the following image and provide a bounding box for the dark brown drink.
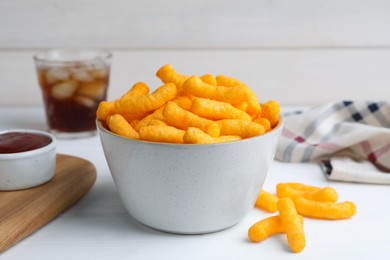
[34,49,111,138]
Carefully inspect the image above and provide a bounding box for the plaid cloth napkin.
[275,100,390,184]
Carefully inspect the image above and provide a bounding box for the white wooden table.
[1,106,389,259]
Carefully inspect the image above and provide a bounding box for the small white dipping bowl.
[97,118,282,234]
[0,129,56,191]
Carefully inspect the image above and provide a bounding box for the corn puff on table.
[1,106,389,260]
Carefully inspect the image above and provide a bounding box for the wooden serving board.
[0,154,97,253]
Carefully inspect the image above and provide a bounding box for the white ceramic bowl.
[97,118,282,234]
[0,129,56,191]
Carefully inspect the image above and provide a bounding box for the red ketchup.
[0,132,52,154]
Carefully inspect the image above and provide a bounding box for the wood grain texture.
[1,49,389,106]
[0,154,96,253]
[0,0,389,105]
[0,0,389,48]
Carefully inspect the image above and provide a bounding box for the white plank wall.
[0,0,389,106]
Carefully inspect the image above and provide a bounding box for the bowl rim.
[96,115,283,148]
[0,129,57,160]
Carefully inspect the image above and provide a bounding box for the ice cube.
[71,68,94,82]
[93,68,109,79]
[76,81,106,100]
[51,80,78,100]
[45,68,70,84]
[74,95,96,108]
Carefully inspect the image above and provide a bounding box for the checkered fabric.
[275,101,390,184]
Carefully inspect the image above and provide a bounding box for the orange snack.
[115,83,177,115]
[96,101,115,121]
[172,95,193,111]
[277,198,306,253]
[120,82,150,99]
[107,114,139,139]
[149,106,165,121]
[277,183,338,202]
[163,101,220,137]
[156,64,189,89]
[190,98,252,121]
[218,119,265,138]
[134,114,154,132]
[279,182,320,191]
[147,118,167,127]
[234,102,248,112]
[253,117,271,132]
[200,74,217,86]
[294,196,356,220]
[261,100,281,127]
[303,186,338,202]
[255,190,279,213]
[134,114,167,132]
[139,125,185,144]
[248,215,283,242]
[183,127,240,144]
[182,76,249,105]
[215,74,243,87]
[276,182,320,200]
[216,74,261,115]
[248,215,304,243]
[96,82,150,122]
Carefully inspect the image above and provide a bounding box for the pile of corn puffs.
[96,64,280,144]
